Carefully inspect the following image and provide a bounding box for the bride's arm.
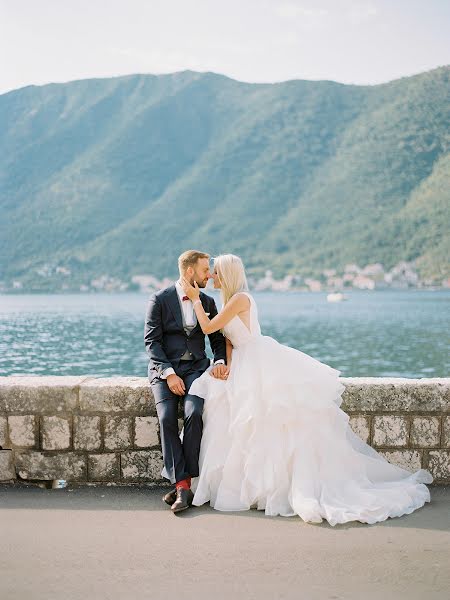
[194,293,249,334]
[181,279,249,334]
[226,337,233,367]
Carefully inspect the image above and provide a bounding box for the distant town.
[2,260,449,294]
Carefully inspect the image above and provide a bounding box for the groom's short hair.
[178,250,210,273]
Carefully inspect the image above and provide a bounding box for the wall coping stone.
[1,376,448,414]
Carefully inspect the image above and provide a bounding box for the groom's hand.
[167,374,186,396]
[210,364,228,380]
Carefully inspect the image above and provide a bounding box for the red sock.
[175,478,191,490]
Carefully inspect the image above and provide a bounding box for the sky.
[0,0,449,95]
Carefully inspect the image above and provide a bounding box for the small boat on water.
[327,292,348,302]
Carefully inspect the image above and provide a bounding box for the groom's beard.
[191,275,208,288]
[184,277,208,288]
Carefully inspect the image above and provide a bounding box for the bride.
[181,254,433,526]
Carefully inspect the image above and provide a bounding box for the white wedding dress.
[188,292,433,526]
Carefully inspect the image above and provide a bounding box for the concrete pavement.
[1,482,449,600]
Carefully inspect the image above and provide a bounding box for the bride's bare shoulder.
[232,292,251,307]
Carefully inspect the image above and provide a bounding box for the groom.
[144,250,227,513]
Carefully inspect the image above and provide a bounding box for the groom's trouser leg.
[182,370,205,478]
[152,380,190,485]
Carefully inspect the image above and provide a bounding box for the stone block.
[0,416,8,447]
[79,377,154,414]
[88,453,120,481]
[379,450,422,472]
[8,415,38,448]
[15,451,86,480]
[0,450,14,480]
[410,417,440,448]
[426,450,450,481]
[41,416,71,450]
[372,415,408,447]
[0,376,84,413]
[341,378,449,412]
[134,417,159,448]
[104,416,132,450]
[73,416,101,450]
[348,415,370,443]
[443,416,450,448]
[121,450,164,481]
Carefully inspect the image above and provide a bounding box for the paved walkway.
[1,482,449,600]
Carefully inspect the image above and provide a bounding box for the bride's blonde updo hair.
[213,254,249,305]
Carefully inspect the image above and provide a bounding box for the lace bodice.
[223,292,261,348]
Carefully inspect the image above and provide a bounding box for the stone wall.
[0,376,449,485]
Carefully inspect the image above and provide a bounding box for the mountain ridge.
[3,64,448,96]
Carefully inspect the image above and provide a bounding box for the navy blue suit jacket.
[144,285,226,379]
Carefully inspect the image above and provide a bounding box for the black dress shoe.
[171,487,194,513]
[163,488,177,505]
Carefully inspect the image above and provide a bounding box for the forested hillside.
[0,66,448,290]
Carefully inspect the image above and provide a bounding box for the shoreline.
[1,287,448,296]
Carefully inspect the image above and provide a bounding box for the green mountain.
[0,67,448,290]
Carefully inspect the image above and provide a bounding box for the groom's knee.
[183,394,204,423]
[159,412,178,433]
[156,400,178,434]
